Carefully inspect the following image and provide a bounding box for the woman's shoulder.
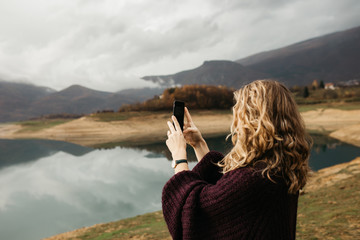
[221,164,286,192]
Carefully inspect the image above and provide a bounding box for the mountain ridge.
[0,81,164,122]
[142,25,360,88]
[142,60,269,88]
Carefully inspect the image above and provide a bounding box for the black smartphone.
[173,100,185,131]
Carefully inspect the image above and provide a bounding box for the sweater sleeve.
[191,151,224,184]
[162,164,265,240]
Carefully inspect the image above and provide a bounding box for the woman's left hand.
[166,116,187,160]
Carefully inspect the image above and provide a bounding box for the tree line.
[119,85,235,112]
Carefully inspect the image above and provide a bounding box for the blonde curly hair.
[218,80,312,194]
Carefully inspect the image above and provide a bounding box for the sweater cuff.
[191,151,224,184]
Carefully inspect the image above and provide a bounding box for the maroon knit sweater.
[162,151,299,240]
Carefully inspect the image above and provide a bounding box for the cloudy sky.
[0,0,359,92]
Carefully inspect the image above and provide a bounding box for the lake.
[0,134,359,240]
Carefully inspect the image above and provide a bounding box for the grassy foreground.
[17,119,72,132]
[47,157,360,240]
[297,165,360,239]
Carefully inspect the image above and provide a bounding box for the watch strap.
[175,159,188,165]
[172,159,188,168]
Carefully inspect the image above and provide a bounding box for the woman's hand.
[183,107,210,161]
[183,107,204,147]
[166,116,187,160]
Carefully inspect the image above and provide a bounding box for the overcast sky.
[0,0,359,92]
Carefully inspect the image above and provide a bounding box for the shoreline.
[1,109,360,147]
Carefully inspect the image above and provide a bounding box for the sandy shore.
[1,109,360,147]
[0,111,233,147]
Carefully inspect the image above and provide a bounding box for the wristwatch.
[172,159,188,168]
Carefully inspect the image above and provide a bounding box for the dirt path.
[0,109,360,147]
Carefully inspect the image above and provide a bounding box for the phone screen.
[173,100,185,131]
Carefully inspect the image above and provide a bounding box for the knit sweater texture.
[162,151,299,240]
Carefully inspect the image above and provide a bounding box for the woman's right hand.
[183,107,210,161]
[183,107,203,147]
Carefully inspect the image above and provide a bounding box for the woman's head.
[218,80,312,194]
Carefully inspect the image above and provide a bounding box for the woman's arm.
[166,116,189,174]
[192,138,210,162]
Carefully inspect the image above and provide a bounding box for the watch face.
[171,160,175,168]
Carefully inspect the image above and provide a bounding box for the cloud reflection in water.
[0,147,196,240]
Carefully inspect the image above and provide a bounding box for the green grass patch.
[17,119,71,132]
[90,111,161,122]
[91,109,232,123]
[297,173,360,240]
[75,211,169,240]
[298,101,360,112]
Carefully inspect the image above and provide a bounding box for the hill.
[0,81,164,122]
[0,81,55,122]
[29,84,113,116]
[142,60,269,88]
[142,26,360,88]
[236,26,360,86]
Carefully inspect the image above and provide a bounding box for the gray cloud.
[0,0,359,91]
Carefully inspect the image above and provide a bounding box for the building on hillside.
[325,83,336,90]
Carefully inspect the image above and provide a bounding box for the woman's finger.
[185,107,194,126]
[172,115,182,133]
[167,130,170,136]
[167,121,176,134]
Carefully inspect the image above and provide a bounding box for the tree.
[303,86,309,98]
[312,80,319,89]
[319,80,325,89]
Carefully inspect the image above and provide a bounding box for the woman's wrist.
[193,139,210,162]
[174,162,189,174]
[172,151,187,161]
[193,138,207,150]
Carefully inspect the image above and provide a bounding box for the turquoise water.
[0,134,359,240]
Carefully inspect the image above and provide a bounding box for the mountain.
[143,26,360,88]
[0,81,164,122]
[0,81,55,122]
[105,87,165,110]
[142,60,269,88]
[236,26,360,85]
[30,85,113,116]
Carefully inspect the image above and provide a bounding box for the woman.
[162,80,312,240]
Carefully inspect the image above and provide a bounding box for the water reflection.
[0,147,197,240]
[0,139,93,169]
[309,133,360,170]
[0,134,359,240]
[98,135,233,162]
